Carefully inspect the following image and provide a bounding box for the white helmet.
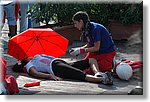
[116,62,133,80]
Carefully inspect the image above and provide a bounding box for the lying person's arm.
[28,67,62,81]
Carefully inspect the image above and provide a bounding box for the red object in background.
[8,28,69,60]
[114,60,143,71]
[0,57,7,82]
[5,75,19,94]
[24,82,40,87]
[0,57,19,94]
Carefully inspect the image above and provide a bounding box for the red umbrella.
[7,28,68,60]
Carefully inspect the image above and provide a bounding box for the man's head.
[72,11,90,30]
[12,58,31,73]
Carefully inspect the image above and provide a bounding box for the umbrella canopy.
[8,28,69,60]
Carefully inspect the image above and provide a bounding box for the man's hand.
[69,48,86,56]
[50,74,63,81]
[53,76,63,81]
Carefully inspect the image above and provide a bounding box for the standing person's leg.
[0,6,4,31]
[20,3,28,32]
[4,2,17,37]
[28,2,40,28]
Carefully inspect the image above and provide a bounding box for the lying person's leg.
[52,60,87,81]
[52,60,112,84]
[70,58,100,74]
[70,59,90,71]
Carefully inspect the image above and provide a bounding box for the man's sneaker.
[102,72,113,85]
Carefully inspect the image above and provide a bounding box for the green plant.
[109,3,143,24]
[29,2,143,27]
[29,3,58,25]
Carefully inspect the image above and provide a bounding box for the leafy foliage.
[109,3,143,24]
[29,2,143,27]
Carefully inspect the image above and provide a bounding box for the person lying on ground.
[12,54,113,85]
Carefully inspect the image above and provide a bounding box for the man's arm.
[85,41,100,52]
[69,41,100,56]
[28,67,62,81]
[82,43,89,48]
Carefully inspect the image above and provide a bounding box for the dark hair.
[72,11,90,25]
[12,59,29,72]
